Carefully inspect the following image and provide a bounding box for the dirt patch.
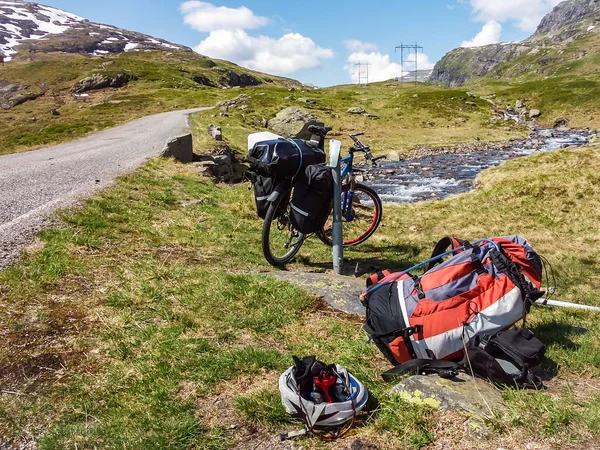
[0,295,95,392]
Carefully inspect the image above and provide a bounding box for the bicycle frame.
[339,153,357,222]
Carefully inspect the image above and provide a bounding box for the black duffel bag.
[290,164,333,234]
[248,138,325,178]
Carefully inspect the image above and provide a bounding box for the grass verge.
[1,138,600,448]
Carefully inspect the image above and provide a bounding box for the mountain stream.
[363,129,591,204]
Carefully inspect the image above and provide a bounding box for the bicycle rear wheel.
[262,192,306,266]
[317,183,382,247]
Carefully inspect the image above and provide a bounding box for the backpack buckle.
[401,325,424,339]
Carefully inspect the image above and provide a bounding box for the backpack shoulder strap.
[382,359,462,382]
[426,237,470,271]
[366,269,392,288]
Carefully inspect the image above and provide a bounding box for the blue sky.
[41,0,563,86]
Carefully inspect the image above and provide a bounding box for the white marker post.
[329,140,343,274]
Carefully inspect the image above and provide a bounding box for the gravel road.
[0,107,209,268]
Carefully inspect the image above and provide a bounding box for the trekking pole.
[536,299,600,312]
[330,139,343,275]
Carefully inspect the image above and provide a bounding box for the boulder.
[539,130,554,138]
[219,70,261,87]
[347,107,366,114]
[529,109,542,119]
[391,373,502,416]
[161,134,193,163]
[465,101,477,107]
[269,106,324,139]
[1,92,42,110]
[466,91,477,98]
[515,99,525,110]
[71,73,135,94]
[297,97,317,104]
[0,81,43,110]
[207,124,222,141]
[0,81,23,95]
[216,94,250,110]
[554,118,570,129]
[192,75,214,87]
[195,145,246,183]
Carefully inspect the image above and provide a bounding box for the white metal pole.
[329,139,343,274]
[536,299,600,312]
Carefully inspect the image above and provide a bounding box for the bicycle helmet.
[279,356,369,432]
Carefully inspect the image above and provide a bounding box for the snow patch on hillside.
[0,1,186,61]
[0,0,84,60]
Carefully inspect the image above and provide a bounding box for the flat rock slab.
[391,373,502,416]
[264,271,366,316]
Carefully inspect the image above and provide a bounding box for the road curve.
[0,107,209,267]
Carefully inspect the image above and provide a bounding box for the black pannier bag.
[248,139,326,178]
[250,173,276,219]
[290,164,333,234]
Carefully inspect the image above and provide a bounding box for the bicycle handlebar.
[308,125,333,136]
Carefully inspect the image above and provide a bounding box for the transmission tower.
[395,43,424,87]
[355,62,371,85]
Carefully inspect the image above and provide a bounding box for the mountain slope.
[0,1,303,155]
[0,0,189,61]
[431,0,600,86]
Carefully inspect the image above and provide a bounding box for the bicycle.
[261,126,385,266]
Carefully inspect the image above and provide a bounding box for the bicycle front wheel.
[262,193,306,266]
[318,183,382,247]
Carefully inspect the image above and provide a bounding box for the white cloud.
[467,0,563,31]
[344,51,435,83]
[196,29,334,74]
[461,20,502,47]
[180,1,269,32]
[181,2,334,75]
[343,40,379,52]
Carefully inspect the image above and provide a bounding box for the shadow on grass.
[300,242,423,276]
[531,321,586,382]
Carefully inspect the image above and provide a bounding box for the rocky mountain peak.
[431,0,600,86]
[535,0,600,39]
[0,0,191,61]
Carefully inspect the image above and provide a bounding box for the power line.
[355,62,371,85]
[395,43,424,87]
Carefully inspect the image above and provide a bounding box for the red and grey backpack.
[362,236,547,388]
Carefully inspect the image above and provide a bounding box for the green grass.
[0,51,300,155]
[190,82,525,161]
[1,48,532,158]
[2,136,600,448]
